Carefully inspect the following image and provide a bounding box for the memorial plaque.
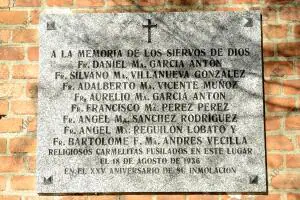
[37,11,267,193]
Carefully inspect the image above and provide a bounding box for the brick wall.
[0,0,299,200]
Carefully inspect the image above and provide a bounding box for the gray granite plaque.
[37,11,267,193]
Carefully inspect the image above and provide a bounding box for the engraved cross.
[143,19,157,43]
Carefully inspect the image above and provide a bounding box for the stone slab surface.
[37,11,267,193]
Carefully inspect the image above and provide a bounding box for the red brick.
[0,64,9,79]
[27,118,36,132]
[0,83,24,98]
[286,154,300,168]
[285,115,300,130]
[30,10,39,24]
[255,195,280,200]
[124,195,151,200]
[0,0,9,7]
[0,156,23,172]
[203,0,226,4]
[47,0,73,6]
[214,7,245,11]
[28,46,39,61]
[0,100,8,115]
[262,7,277,22]
[287,193,300,200]
[167,0,198,5]
[16,0,41,6]
[0,11,27,25]
[263,43,274,57]
[272,174,300,189]
[60,197,88,200]
[267,135,293,151]
[0,47,24,60]
[264,81,281,95]
[264,61,293,77]
[296,61,300,75]
[278,42,300,57]
[77,0,104,7]
[266,0,296,3]
[232,0,259,3]
[0,30,10,43]
[266,116,280,131]
[26,82,38,98]
[12,29,38,43]
[13,64,38,79]
[280,7,300,21]
[89,197,116,200]
[294,25,300,38]
[267,154,283,168]
[266,97,296,112]
[26,197,56,200]
[189,195,218,200]
[0,118,22,133]
[25,156,36,172]
[157,195,185,200]
[283,80,300,95]
[10,137,36,153]
[264,25,288,39]
[106,0,134,6]
[0,138,6,153]
[0,176,5,190]
[138,0,165,6]
[25,196,53,200]
[11,176,35,190]
[11,100,37,115]
[0,197,21,200]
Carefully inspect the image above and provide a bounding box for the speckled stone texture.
[38,11,266,193]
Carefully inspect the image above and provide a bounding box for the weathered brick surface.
[0,30,10,43]
[264,61,293,77]
[265,116,280,131]
[0,100,8,115]
[283,80,300,95]
[267,135,294,151]
[271,174,300,189]
[0,156,24,172]
[15,0,41,7]
[11,100,37,115]
[106,0,134,6]
[157,195,185,200]
[286,155,300,168]
[0,196,20,200]
[0,0,298,199]
[0,11,27,24]
[12,29,38,43]
[28,47,39,61]
[47,0,73,6]
[77,0,104,7]
[11,176,35,190]
[138,0,165,6]
[10,137,36,153]
[0,65,9,79]
[0,0,9,7]
[0,118,23,133]
[263,25,288,39]
[13,64,38,79]
[254,195,281,200]
[267,154,283,168]
[0,138,6,153]
[264,81,281,95]
[266,97,296,112]
[0,47,24,60]
[285,115,300,130]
